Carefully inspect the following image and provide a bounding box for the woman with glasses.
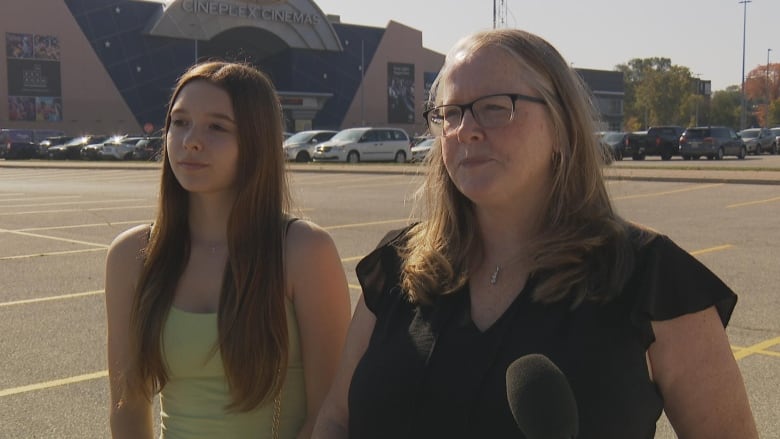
[105,62,352,438]
[313,29,757,438]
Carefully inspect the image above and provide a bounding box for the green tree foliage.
[616,58,694,130]
[709,86,741,128]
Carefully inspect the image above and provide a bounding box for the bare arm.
[311,297,375,439]
[649,306,758,439]
[105,225,154,439]
[286,221,352,439]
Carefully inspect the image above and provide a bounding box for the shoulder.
[105,224,150,293]
[284,219,337,259]
[107,223,151,266]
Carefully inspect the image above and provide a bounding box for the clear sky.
[313,0,780,93]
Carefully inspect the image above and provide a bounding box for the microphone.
[505,354,579,439]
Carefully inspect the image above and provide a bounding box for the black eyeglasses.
[423,93,546,136]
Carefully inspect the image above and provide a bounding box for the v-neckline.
[461,276,535,335]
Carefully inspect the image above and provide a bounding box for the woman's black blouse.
[348,226,737,439]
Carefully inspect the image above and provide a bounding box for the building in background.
[1,0,622,137]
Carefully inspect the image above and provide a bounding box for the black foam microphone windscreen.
[505,354,579,439]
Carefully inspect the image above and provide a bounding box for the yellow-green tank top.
[160,300,305,439]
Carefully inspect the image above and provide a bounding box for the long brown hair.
[127,61,291,411]
[402,29,647,306]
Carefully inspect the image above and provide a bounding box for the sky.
[313,0,780,93]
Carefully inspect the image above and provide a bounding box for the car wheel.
[706,155,714,160]
[661,153,672,161]
[716,148,724,160]
[772,143,778,155]
[682,154,691,160]
[394,151,406,163]
[614,150,623,161]
[632,154,645,161]
[347,151,360,163]
[756,145,762,155]
[738,145,746,159]
[295,151,310,163]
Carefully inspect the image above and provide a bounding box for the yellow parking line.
[1,198,145,209]
[324,218,410,230]
[7,230,108,248]
[726,196,780,208]
[731,345,780,358]
[612,183,723,200]
[0,205,155,216]
[732,336,780,360]
[0,195,81,203]
[0,290,103,308]
[15,219,152,232]
[690,244,733,256]
[0,370,108,398]
[0,247,107,261]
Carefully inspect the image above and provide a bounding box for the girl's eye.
[171,119,188,127]
[210,123,226,131]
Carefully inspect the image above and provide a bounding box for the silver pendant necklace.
[490,265,500,286]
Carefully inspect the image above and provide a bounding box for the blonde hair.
[127,61,291,411]
[402,29,644,306]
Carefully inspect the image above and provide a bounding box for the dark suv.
[679,126,746,160]
[623,126,684,160]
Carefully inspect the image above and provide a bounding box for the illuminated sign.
[181,0,321,25]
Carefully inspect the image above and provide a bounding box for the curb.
[2,161,779,185]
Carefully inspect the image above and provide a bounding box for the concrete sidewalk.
[2,159,780,185]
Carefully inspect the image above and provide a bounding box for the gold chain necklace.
[489,265,501,286]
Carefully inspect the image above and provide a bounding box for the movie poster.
[6,32,62,121]
[387,62,415,124]
[423,71,437,104]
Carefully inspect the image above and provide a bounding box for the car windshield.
[331,129,367,142]
[739,130,759,139]
[685,129,709,139]
[64,136,89,146]
[285,132,315,144]
[603,133,624,142]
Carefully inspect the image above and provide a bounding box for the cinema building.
[1,0,623,137]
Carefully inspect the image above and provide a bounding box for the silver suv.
[312,127,410,163]
[679,126,746,160]
[738,128,775,155]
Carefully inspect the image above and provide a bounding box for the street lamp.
[739,0,751,130]
[768,48,773,127]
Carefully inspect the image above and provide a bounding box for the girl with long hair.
[106,61,351,438]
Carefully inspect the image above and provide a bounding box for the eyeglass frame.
[422,93,547,136]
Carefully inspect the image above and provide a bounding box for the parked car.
[770,127,780,155]
[1,129,35,159]
[133,136,163,161]
[411,137,436,162]
[80,135,125,160]
[623,126,684,160]
[38,136,74,158]
[0,128,65,158]
[738,128,775,155]
[679,126,746,160]
[99,136,145,160]
[312,127,410,163]
[283,130,337,162]
[598,131,627,161]
[48,135,108,160]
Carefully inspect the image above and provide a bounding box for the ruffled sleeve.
[355,226,413,316]
[630,234,738,345]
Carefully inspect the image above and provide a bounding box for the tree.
[709,86,741,129]
[744,62,780,127]
[616,58,694,130]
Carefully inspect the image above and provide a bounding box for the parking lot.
[0,163,778,438]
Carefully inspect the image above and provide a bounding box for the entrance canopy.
[147,0,342,51]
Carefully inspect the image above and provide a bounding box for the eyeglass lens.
[428,94,515,136]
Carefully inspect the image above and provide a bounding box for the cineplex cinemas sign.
[181,0,323,25]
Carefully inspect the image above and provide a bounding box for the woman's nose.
[182,127,202,151]
[456,108,484,143]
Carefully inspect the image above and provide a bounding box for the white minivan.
[312,127,410,163]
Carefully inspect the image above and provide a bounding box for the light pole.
[768,48,773,127]
[360,40,365,126]
[739,0,751,130]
